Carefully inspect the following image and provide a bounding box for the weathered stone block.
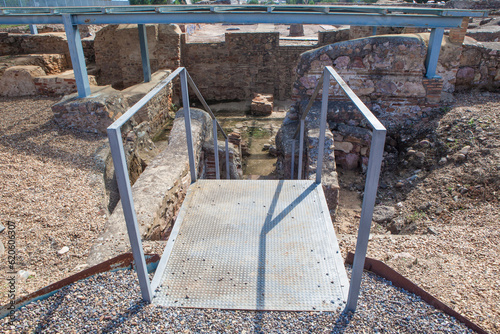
[251,93,273,116]
[51,86,129,134]
[0,65,46,97]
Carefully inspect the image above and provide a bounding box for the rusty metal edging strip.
[345,252,488,334]
[0,253,160,320]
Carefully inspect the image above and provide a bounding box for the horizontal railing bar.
[325,66,385,132]
[108,67,183,130]
[186,72,228,140]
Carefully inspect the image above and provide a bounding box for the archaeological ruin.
[1,1,499,332]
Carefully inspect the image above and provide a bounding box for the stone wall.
[292,34,432,131]
[88,108,213,265]
[94,24,181,89]
[51,70,173,135]
[455,37,500,90]
[182,32,311,101]
[0,32,95,63]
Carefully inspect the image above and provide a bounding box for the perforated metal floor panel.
[152,180,348,311]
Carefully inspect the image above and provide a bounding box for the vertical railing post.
[316,69,329,184]
[179,68,197,184]
[297,119,305,180]
[290,140,295,180]
[107,127,153,302]
[225,139,230,180]
[212,119,220,179]
[346,128,386,311]
[62,14,91,98]
[138,24,152,83]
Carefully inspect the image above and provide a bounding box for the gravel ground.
[0,267,474,334]
[338,91,500,333]
[0,93,497,332]
[0,96,108,304]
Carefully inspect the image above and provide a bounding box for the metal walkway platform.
[152,179,348,311]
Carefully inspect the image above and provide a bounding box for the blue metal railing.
[107,67,230,301]
[290,65,386,311]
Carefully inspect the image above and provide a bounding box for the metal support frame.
[62,14,91,98]
[290,66,386,311]
[290,140,295,180]
[297,119,305,180]
[2,6,481,100]
[106,67,231,302]
[29,24,37,34]
[212,119,220,179]
[180,69,197,184]
[315,72,330,184]
[225,139,230,180]
[425,27,444,79]
[107,126,153,302]
[138,23,152,83]
[371,26,377,36]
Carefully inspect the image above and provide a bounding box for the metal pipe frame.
[291,66,386,311]
[321,66,386,312]
[315,71,330,184]
[2,6,482,100]
[107,67,231,302]
[179,68,197,184]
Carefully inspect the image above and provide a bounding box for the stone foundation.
[88,108,212,265]
[455,37,500,91]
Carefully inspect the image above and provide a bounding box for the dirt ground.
[0,96,108,305]
[0,92,498,332]
[336,91,500,333]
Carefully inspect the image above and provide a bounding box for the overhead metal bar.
[0,5,487,28]
[0,5,488,17]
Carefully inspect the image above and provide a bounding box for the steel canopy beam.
[0,4,485,29]
[62,14,91,98]
[0,5,488,17]
[73,13,466,28]
[138,24,152,83]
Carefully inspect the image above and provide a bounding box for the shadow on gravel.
[33,288,69,334]
[100,300,147,334]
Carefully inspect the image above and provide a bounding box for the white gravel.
[0,266,474,333]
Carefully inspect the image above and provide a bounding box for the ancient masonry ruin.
[1,13,499,261]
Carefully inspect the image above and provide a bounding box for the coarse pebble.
[0,266,474,334]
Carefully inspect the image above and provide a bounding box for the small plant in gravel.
[407,210,426,222]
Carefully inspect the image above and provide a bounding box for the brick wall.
[182,32,310,101]
[94,24,181,89]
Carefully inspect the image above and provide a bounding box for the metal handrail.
[106,67,231,302]
[289,66,386,312]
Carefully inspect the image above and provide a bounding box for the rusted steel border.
[0,253,160,320]
[345,252,488,334]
